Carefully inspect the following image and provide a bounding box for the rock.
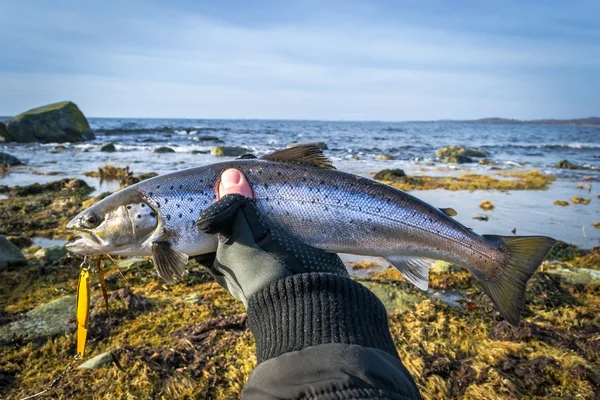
[98,142,116,152]
[0,122,7,141]
[195,135,222,142]
[593,222,600,229]
[473,215,489,221]
[153,146,175,153]
[33,245,67,263]
[547,267,600,285]
[376,153,395,160]
[446,155,473,164]
[0,152,22,166]
[1,101,94,143]
[373,169,406,181]
[571,197,591,205]
[191,150,209,154]
[436,145,487,160]
[0,295,75,342]
[286,142,328,150]
[210,146,249,157]
[0,236,26,268]
[478,159,496,166]
[78,352,112,369]
[6,236,33,248]
[556,159,579,169]
[479,200,494,210]
[553,200,569,206]
[430,261,462,274]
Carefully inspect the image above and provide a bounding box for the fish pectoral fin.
[439,207,458,217]
[261,145,335,169]
[151,241,188,284]
[385,256,433,291]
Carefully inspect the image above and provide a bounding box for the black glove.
[197,194,349,307]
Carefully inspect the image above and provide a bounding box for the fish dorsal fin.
[151,241,188,284]
[440,207,458,217]
[261,145,335,169]
[384,256,433,290]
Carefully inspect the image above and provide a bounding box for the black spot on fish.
[302,177,306,182]
[135,225,138,229]
[277,172,282,176]
[179,213,182,218]
[319,179,325,185]
[157,203,161,208]
[141,204,145,208]
[137,214,141,219]
[188,197,193,201]
[170,185,174,190]
[149,192,153,196]
[167,215,171,221]
[127,205,132,209]
[179,185,182,189]
[189,209,193,213]
[176,204,180,208]
[156,185,160,189]
[200,179,204,183]
[165,199,169,203]
[150,212,156,217]
[324,206,328,211]
[264,183,269,189]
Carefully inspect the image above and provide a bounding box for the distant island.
[438,117,600,126]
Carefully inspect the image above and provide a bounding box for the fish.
[66,145,556,326]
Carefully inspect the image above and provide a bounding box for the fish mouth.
[66,228,104,254]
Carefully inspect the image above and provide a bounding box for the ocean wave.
[94,126,232,135]
[480,142,600,150]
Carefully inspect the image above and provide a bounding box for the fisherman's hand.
[197,169,349,307]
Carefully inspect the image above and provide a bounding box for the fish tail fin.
[479,235,556,327]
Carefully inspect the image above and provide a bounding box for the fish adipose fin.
[479,235,556,327]
[151,241,189,284]
[262,145,335,169]
[385,256,433,290]
[439,207,457,217]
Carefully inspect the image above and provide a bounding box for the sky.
[0,0,598,120]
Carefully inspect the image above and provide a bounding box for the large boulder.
[0,295,75,343]
[436,145,487,161]
[0,122,7,142]
[0,152,22,166]
[0,236,26,269]
[1,101,94,143]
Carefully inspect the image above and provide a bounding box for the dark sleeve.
[242,273,422,400]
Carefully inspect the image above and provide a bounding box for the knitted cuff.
[247,273,399,363]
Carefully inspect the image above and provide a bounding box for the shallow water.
[1,119,599,248]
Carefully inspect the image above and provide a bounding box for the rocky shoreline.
[0,176,599,399]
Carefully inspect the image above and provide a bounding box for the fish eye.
[81,212,101,229]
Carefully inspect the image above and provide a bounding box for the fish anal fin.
[261,145,335,169]
[151,241,188,283]
[385,256,433,290]
[440,207,457,217]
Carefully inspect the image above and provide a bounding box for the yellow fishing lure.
[75,267,90,358]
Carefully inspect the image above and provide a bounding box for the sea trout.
[66,145,555,325]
